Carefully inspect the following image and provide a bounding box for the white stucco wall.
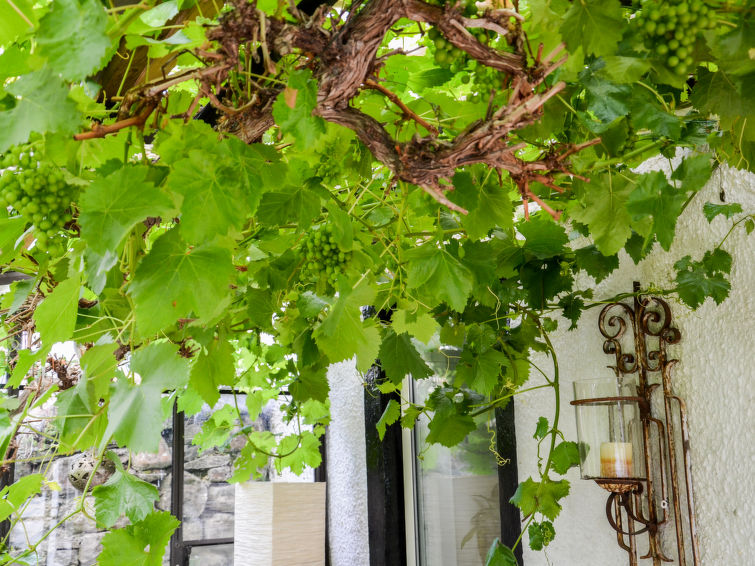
[515,161,755,565]
[326,358,371,566]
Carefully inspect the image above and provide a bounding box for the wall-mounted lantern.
[571,283,700,566]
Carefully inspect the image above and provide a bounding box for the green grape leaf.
[313,281,380,372]
[376,398,401,441]
[702,202,743,222]
[557,294,585,330]
[166,150,252,244]
[36,0,111,80]
[528,520,556,551]
[691,68,755,122]
[0,0,36,44]
[533,417,549,440]
[391,308,438,344]
[568,174,632,255]
[629,86,682,140]
[456,347,507,396]
[510,477,570,520]
[560,0,624,56]
[519,214,568,259]
[189,336,236,407]
[272,69,326,146]
[33,275,80,348]
[276,431,322,475]
[378,330,432,384]
[104,342,190,453]
[129,229,234,337]
[674,250,732,309]
[97,510,179,566]
[574,245,619,283]
[452,173,514,239]
[406,244,473,312]
[400,404,423,429]
[0,216,27,264]
[0,69,80,153]
[550,441,580,474]
[256,183,321,228]
[485,539,518,566]
[671,154,713,193]
[627,171,685,251]
[229,431,276,482]
[79,165,177,254]
[93,456,159,528]
[426,397,476,447]
[0,474,45,522]
[599,56,651,84]
[520,259,573,310]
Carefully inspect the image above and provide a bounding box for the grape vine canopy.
[0,0,753,563]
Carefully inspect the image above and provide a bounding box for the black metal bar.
[169,402,187,566]
[314,431,330,566]
[495,402,523,564]
[364,364,407,566]
[0,336,21,543]
[182,537,235,547]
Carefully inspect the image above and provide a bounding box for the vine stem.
[532,314,560,479]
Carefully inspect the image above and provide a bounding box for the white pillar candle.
[600,442,633,478]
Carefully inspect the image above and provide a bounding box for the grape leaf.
[36,0,111,80]
[550,441,580,474]
[560,0,625,56]
[406,244,473,312]
[528,520,556,551]
[452,173,514,239]
[376,398,401,441]
[520,259,573,310]
[485,539,518,566]
[189,335,236,407]
[33,275,80,348]
[104,342,190,453]
[97,510,179,566]
[93,456,159,528]
[519,214,568,259]
[671,154,713,193]
[702,202,743,222]
[129,229,234,337]
[627,171,685,251]
[533,417,549,440]
[272,69,326,146]
[256,183,321,228]
[456,347,507,396]
[510,477,570,520]
[79,165,177,254]
[426,397,476,447]
[674,250,732,309]
[0,0,36,44]
[629,86,682,140]
[568,174,633,255]
[574,245,619,283]
[378,330,432,384]
[0,216,29,264]
[166,150,251,244]
[391,308,438,344]
[229,432,276,482]
[0,69,80,153]
[313,281,380,372]
[276,431,322,475]
[599,56,650,84]
[557,294,585,330]
[0,474,44,522]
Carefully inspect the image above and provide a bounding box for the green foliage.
[97,511,179,566]
[93,455,159,529]
[0,0,751,560]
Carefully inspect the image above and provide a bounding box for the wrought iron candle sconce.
[571,283,700,565]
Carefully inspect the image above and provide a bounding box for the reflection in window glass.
[414,348,502,566]
[188,543,234,566]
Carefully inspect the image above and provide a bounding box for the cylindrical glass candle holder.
[572,377,645,480]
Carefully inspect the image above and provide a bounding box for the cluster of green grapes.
[465,62,505,103]
[635,0,716,76]
[299,225,351,291]
[0,146,75,256]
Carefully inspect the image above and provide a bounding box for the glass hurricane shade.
[573,377,645,480]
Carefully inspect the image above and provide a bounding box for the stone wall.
[8,395,311,566]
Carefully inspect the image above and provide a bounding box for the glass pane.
[414,348,502,566]
[188,543,234,566]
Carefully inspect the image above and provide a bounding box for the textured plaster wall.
[326,359,371,566]
[515,160,755,566]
